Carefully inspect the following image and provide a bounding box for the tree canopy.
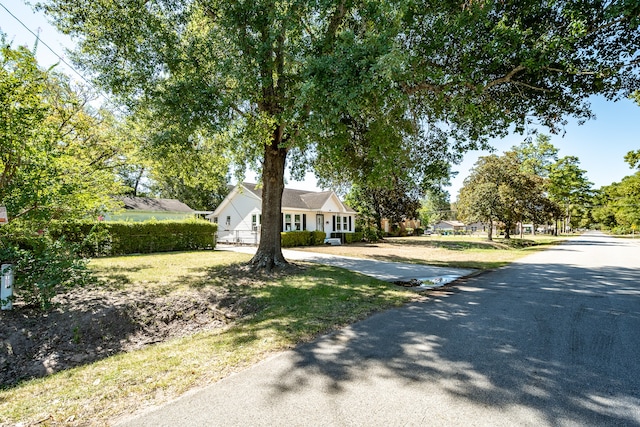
[593,171,640,233]
[345,177,422,236]
[38,0,640,268]
[624,91,640,169]
[112,113,231,210]
[457,151,548,240]
[419,187,452,228]
[0,42,125,226]
[512,134,559,177]
[547,156,593,232]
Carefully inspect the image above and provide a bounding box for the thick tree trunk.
[249,137,288,271]
[487,218,493,241]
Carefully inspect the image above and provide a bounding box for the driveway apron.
[221,245,477,286]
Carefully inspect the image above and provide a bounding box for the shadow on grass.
[222,264,412,349]
[0,260,410,392]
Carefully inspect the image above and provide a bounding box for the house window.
[212,217,218,224]
[336,215,349,231]
[294,214,301,231]
[252,214,261,231]
[225,216,231,226]
[285,214,292,231]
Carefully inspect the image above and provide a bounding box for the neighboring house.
[106,197,197,222]
[380,218,421,234]
[210,183,356,244]
[432,220,467,233]
[465,221,496,235]
[516,223,534,235]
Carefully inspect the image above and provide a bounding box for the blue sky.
[448,95,639,198]
[3,1,638,199]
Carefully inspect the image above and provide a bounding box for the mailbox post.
[1,264,14,310]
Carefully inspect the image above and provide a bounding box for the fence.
[217,229,260,245]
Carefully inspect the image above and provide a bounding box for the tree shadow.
[268,260,640,425]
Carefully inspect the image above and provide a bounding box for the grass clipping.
[0,251,414,426]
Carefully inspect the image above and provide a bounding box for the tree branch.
[482,65,526,91]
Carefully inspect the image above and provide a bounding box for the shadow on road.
[272,261,640,425]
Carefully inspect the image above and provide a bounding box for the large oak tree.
[38,0,640,269]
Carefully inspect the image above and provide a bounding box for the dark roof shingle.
[240,183,351,211]
[120,197,194,213]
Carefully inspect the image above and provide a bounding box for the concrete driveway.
[219,244,477,287]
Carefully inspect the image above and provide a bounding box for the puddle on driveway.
[393,275,462,290]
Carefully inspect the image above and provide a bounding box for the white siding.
[212,185,356,243]
[215,191,261,244]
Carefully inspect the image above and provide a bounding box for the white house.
[432,220,467,233]
[209,183,356,244]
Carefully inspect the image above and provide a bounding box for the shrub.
[280,230,327,247]
[310,231,326,245]
[281,230,309,247]
[48,219,218,256]
[415,227,424,235]
[363,228,382,242]
[345,232,364,243]
[0,232,92,311]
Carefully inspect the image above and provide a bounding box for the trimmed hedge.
[48,219,218,257]
[281,230,326,248]
[345,232,364,243]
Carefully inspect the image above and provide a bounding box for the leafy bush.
[415,227,424,235]
[363,228,382,242]
[0,233,92,311]
[281,230,326,247]
[281,231,309,247]
[48,219,218,256]
[345,232,364,243]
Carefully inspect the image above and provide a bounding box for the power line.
[0,1,112,105]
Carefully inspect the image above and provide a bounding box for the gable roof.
[435,220,466,227]
[215,183,355,214]
[120,197,194,213]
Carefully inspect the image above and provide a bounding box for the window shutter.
[280,213,283,232]
[303,214,307,230]
[349,216,352,231]
[332,215,336,231]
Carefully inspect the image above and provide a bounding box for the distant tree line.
[457,135,593,240]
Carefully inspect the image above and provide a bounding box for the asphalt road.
[118,232,640,426]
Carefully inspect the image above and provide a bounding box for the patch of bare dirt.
[0,284,260,387]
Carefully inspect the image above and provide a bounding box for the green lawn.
[297,234,567,270]
[0,251,415,426]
